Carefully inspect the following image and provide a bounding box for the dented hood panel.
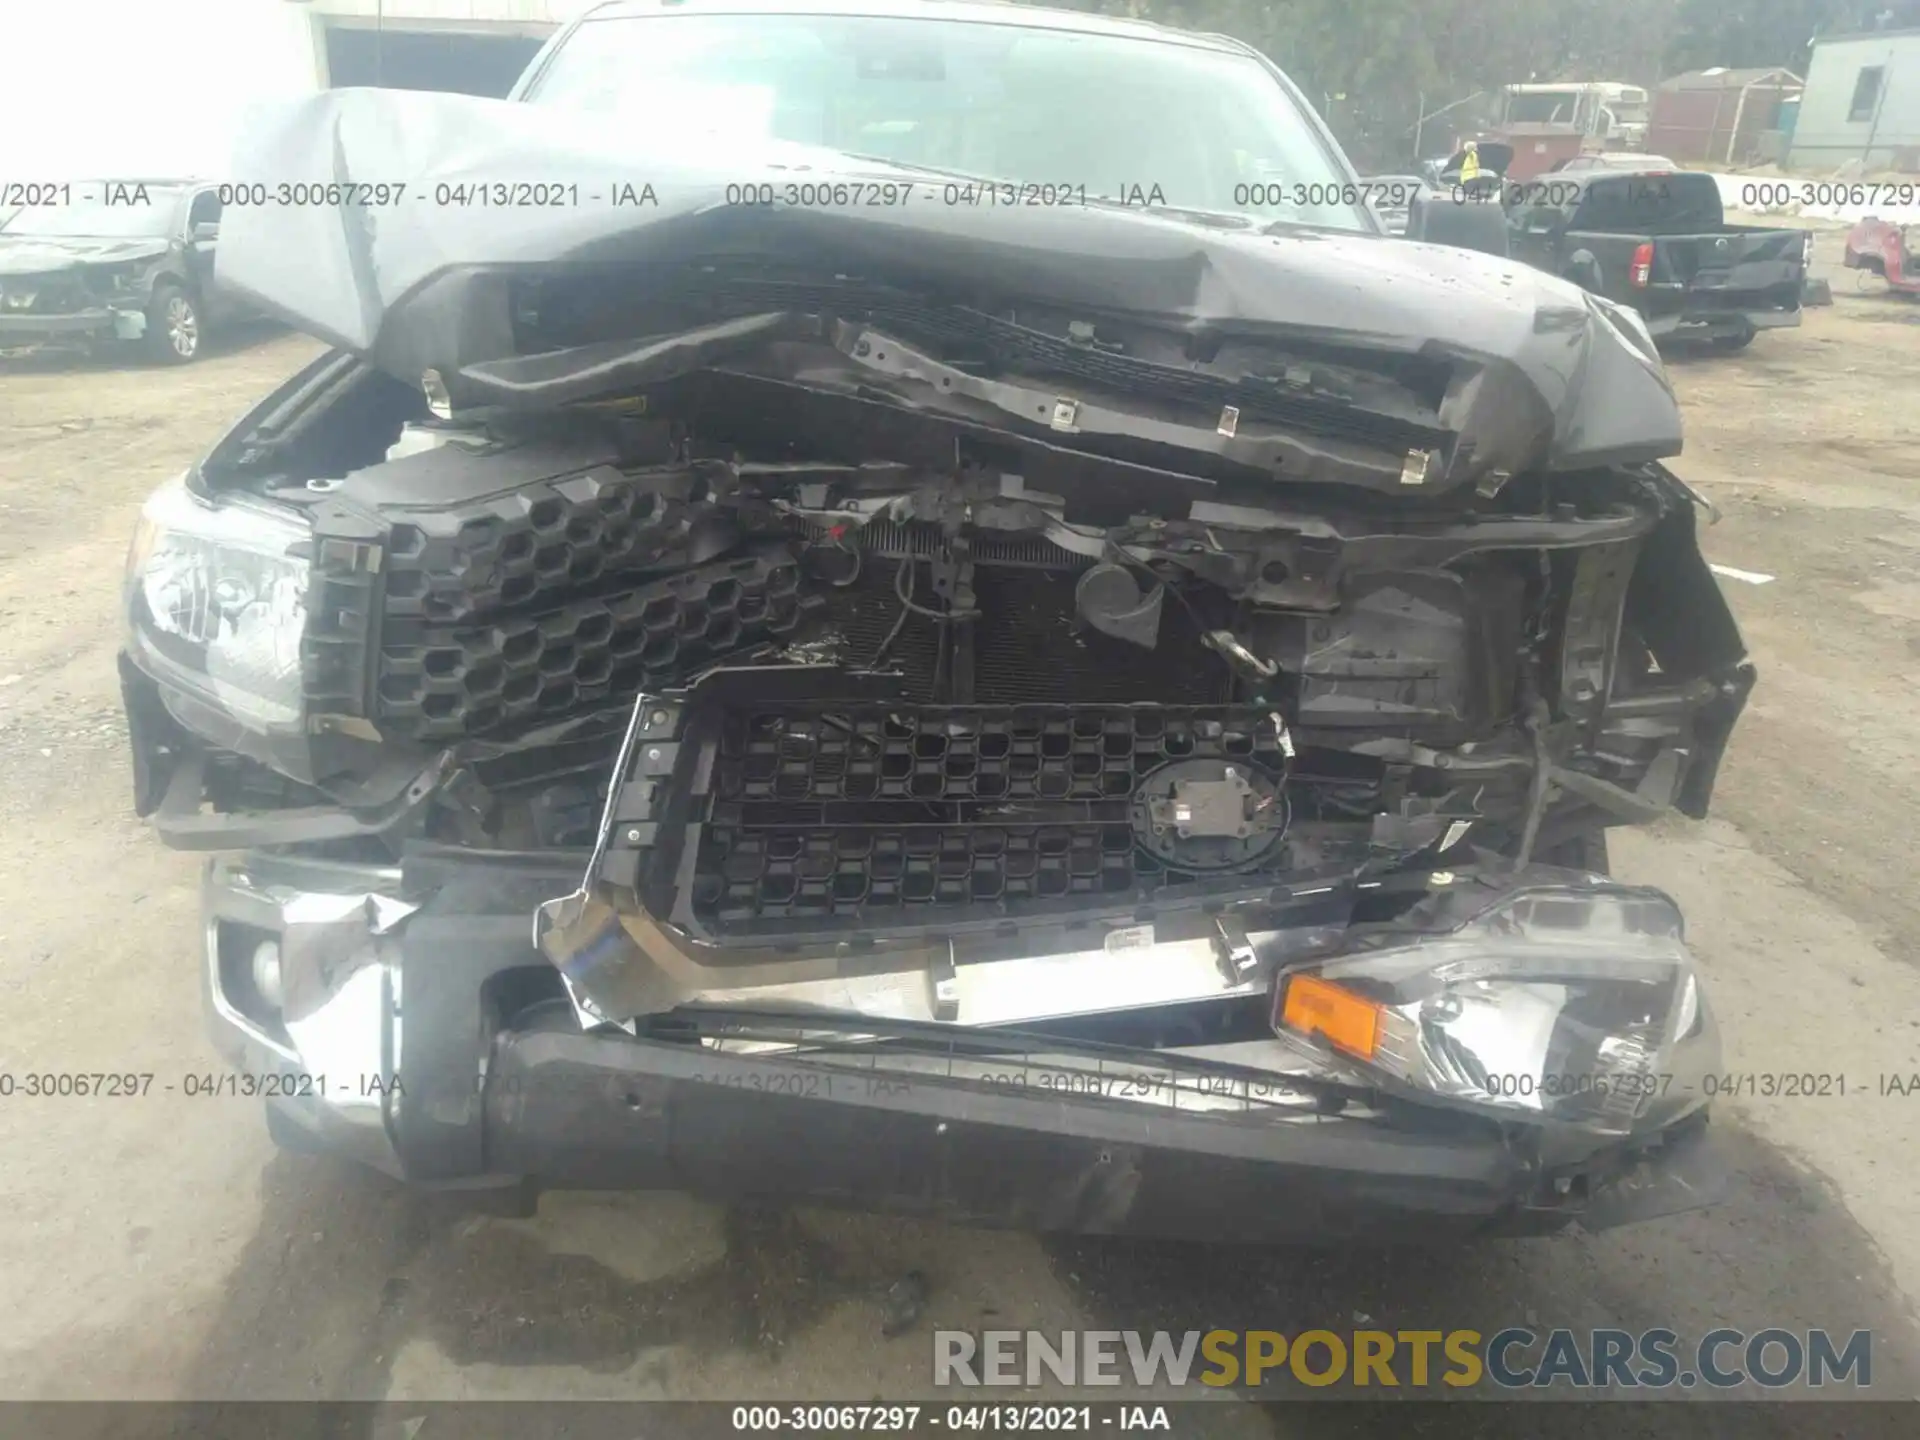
[217,88,1683,486]
[0,235,173,275]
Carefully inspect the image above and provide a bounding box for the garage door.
[324,24,547,99]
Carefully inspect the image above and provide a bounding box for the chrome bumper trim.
[201,856,414,1177]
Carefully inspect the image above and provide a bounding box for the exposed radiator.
[815,564,1232,706]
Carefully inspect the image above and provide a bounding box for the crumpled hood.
[217,88,1683,485]
[0,235,171,276]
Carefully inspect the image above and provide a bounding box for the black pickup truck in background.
[1506,169,1811,349]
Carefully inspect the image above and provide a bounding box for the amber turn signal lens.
[1280,974,1382,1060]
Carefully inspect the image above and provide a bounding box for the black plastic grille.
[377,548,815,741]
[691,705,1291,926]
[380,463,698,625]
[0,275,90,315]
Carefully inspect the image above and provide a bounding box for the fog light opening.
[251,940,285,1012]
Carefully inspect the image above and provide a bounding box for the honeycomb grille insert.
[377,548,814,741]
[691,705,1292,927]
[379,463,703,626]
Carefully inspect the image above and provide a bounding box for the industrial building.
[1790,27,1920,171]
[272,0,589,97]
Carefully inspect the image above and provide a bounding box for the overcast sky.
[0,1,322,176]
[0,0,605,178]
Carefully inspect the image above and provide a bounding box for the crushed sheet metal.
[214,876,419,1164]
[694,1039,1346,1118]
[685,932,1268,1029]
[562,973,638,1035]
[1709,563,1776,585]
[215,87,1687,489]
[366,894,418,935]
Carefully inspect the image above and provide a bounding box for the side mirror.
[192,222,219,242]
[1408,190,1511,259]
[1565,248,1605,291]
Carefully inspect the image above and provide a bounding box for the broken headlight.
[123,473,310,735]
[1276,884,1718,1136]
[94,264,147,298]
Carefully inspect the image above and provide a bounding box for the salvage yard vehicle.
[1844,215,1920,296]
[1506,168,1810,349]
[120,0,1752,1243]
[1359,175,1438,235]
[0,180,240,363]
[1426,141,1513,195]
[1550,151,1679,174]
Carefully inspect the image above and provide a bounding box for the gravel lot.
[3,242,1919,1432]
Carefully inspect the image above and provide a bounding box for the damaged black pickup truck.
[119,0,1752,1243]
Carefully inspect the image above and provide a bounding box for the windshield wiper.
[833,153,1013,187]
[1072,193,1260,232]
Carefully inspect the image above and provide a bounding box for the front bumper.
[0,306,145,344]
[1645,307,1800,340]
[201,850,1730,1243]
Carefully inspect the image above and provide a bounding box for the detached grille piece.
[377,547,814,741]
[378,460,703,625]
[689,704,1292,930]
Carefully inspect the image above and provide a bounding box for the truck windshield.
[1576,173,1725,233]
[518,12,1370,231]
[1,190,184,239]
[1506,90,1584,125]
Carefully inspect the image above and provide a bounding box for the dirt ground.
[3,245,1920,1433]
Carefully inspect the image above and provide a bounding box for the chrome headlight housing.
[124,473,311,735]
[1277,882,1718,1138]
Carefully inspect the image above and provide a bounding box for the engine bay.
[118,348,1754,954]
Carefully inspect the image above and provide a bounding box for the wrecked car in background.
[1845,215,1920,297]
[120,0,1752,1243]
[0,180,245,363]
